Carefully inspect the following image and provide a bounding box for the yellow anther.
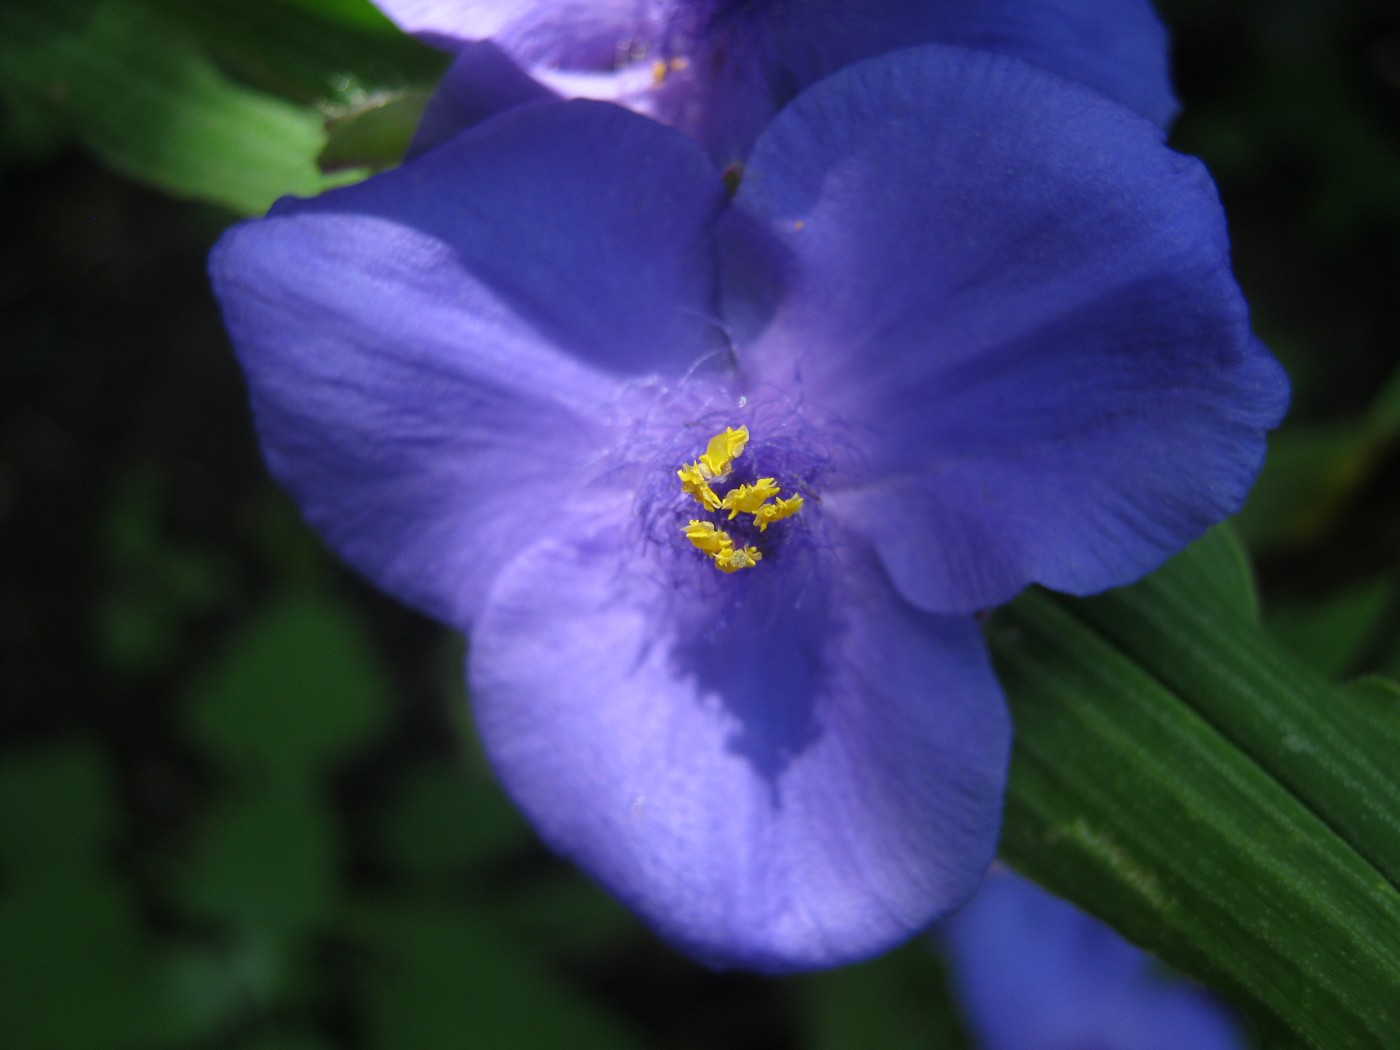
[712,546,762,573]
[675,425,800,575]
[721,477,780,519]
[683,520,733,555]
[677,463,721,511]
[652,56,690,86]
[754,494,804,532]
[697,425,749,479]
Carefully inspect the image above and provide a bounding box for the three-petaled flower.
[374,0,1181,162]
[211,44,1286,970]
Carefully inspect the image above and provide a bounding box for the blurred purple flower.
[209,45,1287,970]
[943,870,1243,1050]
[375,0,1179,162]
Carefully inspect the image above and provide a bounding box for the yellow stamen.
[675,425,803,574]
[683,520,733,555]
[677,463,721,511]
[754,494,804,532]
[712,546,762,573]
[651,56,690,86]
[698,425,749,479]
[720,477,780,519]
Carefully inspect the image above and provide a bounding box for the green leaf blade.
[0,0,445,211]
[0,0,330,212]
[992,533,1400,1048]
[1073,531,1400,895]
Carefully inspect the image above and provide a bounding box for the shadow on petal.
[670,560,832,792]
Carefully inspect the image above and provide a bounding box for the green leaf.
[1337,676,1400,757]
[347,903,644,1050]
[0,91,69,168]
[157,0,443,108]
[1236,363,1400,552]
[96,474,235,676]
[799,944,970,1050]
[374,762,530,880]
[318,89,432,172]
[1266,578,1398,679]
[178,784,342,937]
[0,0,330,212]
[187,591,391,774]
[0,0,444,211]
[990,527,1400,1048]
[0,745,227,1048]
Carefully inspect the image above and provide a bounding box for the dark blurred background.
[2,0,1398,1046]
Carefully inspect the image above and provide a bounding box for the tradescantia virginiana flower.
[372,0,1180,163]
[210,45,1288,970]
[942,870,1243,1049]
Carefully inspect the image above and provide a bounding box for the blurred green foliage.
[2,0,1398,1046]
[0,0,441,211]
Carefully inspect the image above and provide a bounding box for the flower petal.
[394,1,779,162]
[382,0,1173,161]
[369,0,523,42]
[469,524,1009,972]
[723,46,1288,614]
[942,870,1243,1050]
[371,0,648,58]
[767,0,1177,128]
[406,42,555,159]
[211,101,727,629]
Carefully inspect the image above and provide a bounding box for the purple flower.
[209,45,1287,970]
[375,0,1179,162]
[942,870,1243,1050]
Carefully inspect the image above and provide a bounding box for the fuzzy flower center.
[676,425,804,574]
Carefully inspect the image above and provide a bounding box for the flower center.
[676,425,804,573]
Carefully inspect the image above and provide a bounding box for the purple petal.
[372,0,651,58]
[379,2,673,155]
[392,1,783,163]
[942,870,1243,1050]
[379,0,1174,162]
[210,101,727,629]
[368,0,522,41]
[469,526,1010,971]
[723,46,1288,615]
[407,42,555,159]
[768,0,1177,128]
